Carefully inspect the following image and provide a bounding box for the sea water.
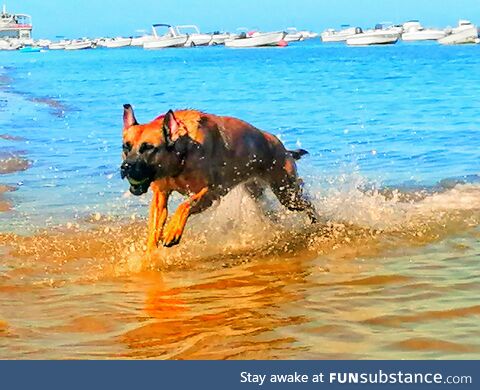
[0,41,479,359]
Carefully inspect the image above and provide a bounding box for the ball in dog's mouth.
[127,177,151,196]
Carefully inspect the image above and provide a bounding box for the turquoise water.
[0,41,479,359]
[1,41,479,229]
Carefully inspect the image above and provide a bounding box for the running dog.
[121,105,318,251]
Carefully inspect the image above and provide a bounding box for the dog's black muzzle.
[120,159,154,196]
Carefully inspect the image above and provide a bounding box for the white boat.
[0,38,19,50]
[131,30,155,46]
[65,39,93,50]
[321,26,362,42]
[346,25,400,46]
[401,21,446,41]
[177,25,212,46]
[438,20,479,45]
[143,24,188,49]
[209,32,233,45]
[0,4,32,40]
[48,40,69,50]
[224,31,286,48]
[104,37,132,48]
[298,30,319,39]
[284,27,303,42]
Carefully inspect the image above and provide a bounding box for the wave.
[1,178,479,279]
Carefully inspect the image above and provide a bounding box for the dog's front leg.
[162,187,209,248]
[146,186,169,252]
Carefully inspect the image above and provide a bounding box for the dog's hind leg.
[162,187,215,248]
[268,159,319,223]
[244,178,266,201]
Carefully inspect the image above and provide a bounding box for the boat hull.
[104,38,132,48]
[402,30,446,41]
[346,32,399,46]
[438,26,479,45]
[143,35,188,49]
[185,34,212,46]
[284,32,303,42]
[65,42,93,50]
[224,32,286,47]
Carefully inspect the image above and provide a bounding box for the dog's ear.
[163,110,181,147]
[123,104,138,128]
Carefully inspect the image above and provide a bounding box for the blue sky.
[6,0,480,38]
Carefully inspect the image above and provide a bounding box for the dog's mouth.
[127,177,152,196]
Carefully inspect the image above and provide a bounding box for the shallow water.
[0,41,479,359]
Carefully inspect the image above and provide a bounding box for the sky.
[5,0,480,38]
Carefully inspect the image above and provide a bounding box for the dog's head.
[121,104,187,195]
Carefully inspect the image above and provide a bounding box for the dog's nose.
[120,161,131,179]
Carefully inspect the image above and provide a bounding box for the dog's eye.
[123,142,132,153]
[139,143,155,153]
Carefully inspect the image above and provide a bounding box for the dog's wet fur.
[121,105,318,250]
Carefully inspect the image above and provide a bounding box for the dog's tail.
[288,149,309,160]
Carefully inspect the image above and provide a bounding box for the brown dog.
[121,105,318,251]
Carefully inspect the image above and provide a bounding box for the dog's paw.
[162,220,184,248]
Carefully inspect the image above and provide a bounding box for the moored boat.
[0,4,32,40]
[224,31,286,48]
[346,24,400,46]
[177,25,212,46]
[131,30,155,46]
[143,24,188,49]
[65,39,94,50]
[438,20,479,45]
[284,27,303,42]
[401,21,446,41]
[209,32,233,45]
[103,37,132,48]
[321,26,361,42]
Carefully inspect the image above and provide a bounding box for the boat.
[401,21,446,41]
[65,39,94,50]
[19,46,41,53]
[438,20,479,45]
[298,30,319,39]
[48,40,69,50]
[284,27,303,42]
[224,31,286,48]
[0,4,32,40]
[131,30,155,46]
[209,32,233,45]
[346,25,400,46]
[177,25,212,46]
[321,26,361,42]
[143,24,188,49]
[0,38,19,50]
[103,37,132,48]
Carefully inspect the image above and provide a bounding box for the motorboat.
[346,25,400,46]
[224,31,286,48]
[438,20,479,45]
[298,30,319,39]
[0,38,20,50]
[65,39,94,50]
[209,32,233,45]
[177,25,212,46]
[0,4,32,40]
[401,21,446,41]
[284,27,303,42]
[143,24,188,49]
[49,40,69,50]
[131,30,155,46]
[19,45,41,53]
[321,26,362,42]
[103,37,132,48]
